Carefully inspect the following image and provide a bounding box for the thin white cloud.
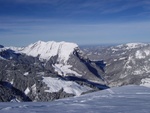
[99,0,144,14]
[1,19,150,45]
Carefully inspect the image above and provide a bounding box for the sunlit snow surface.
[1,85,150,113]
[16,41,78,63]
[42,77,91,96]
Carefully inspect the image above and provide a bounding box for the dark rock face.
[0,45,4,48]
[82,43,150,87]
[0,49,20,60]
[0,46,107,102]
[67,48,106,84]
[0,81,32,102]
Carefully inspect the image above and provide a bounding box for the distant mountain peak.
[117,43,147,49]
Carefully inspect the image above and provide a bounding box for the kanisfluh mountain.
[0,41,107,102]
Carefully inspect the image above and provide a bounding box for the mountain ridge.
[82,42,150,87]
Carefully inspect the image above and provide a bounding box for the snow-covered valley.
[0,85,150,113]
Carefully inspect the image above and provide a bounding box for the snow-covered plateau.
[0,85,150,113]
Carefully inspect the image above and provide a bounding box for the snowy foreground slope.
[0,85,150,113]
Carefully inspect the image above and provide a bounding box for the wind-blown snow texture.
[0,85,150,113]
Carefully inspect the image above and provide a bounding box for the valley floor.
[0,85,150,113]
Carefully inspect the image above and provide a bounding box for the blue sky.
[0,0,150,46]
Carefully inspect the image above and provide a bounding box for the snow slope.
[0,85,150,113]
[53,64,82,77]
[16,41,78,63]
[43,77,91,96]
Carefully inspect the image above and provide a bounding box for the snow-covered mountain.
[0,85,150,113]
[14,41,78,63]
[2,41,150,102]
[82,43,150,87]
[10,41,106,82]
[0,41,107,102]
